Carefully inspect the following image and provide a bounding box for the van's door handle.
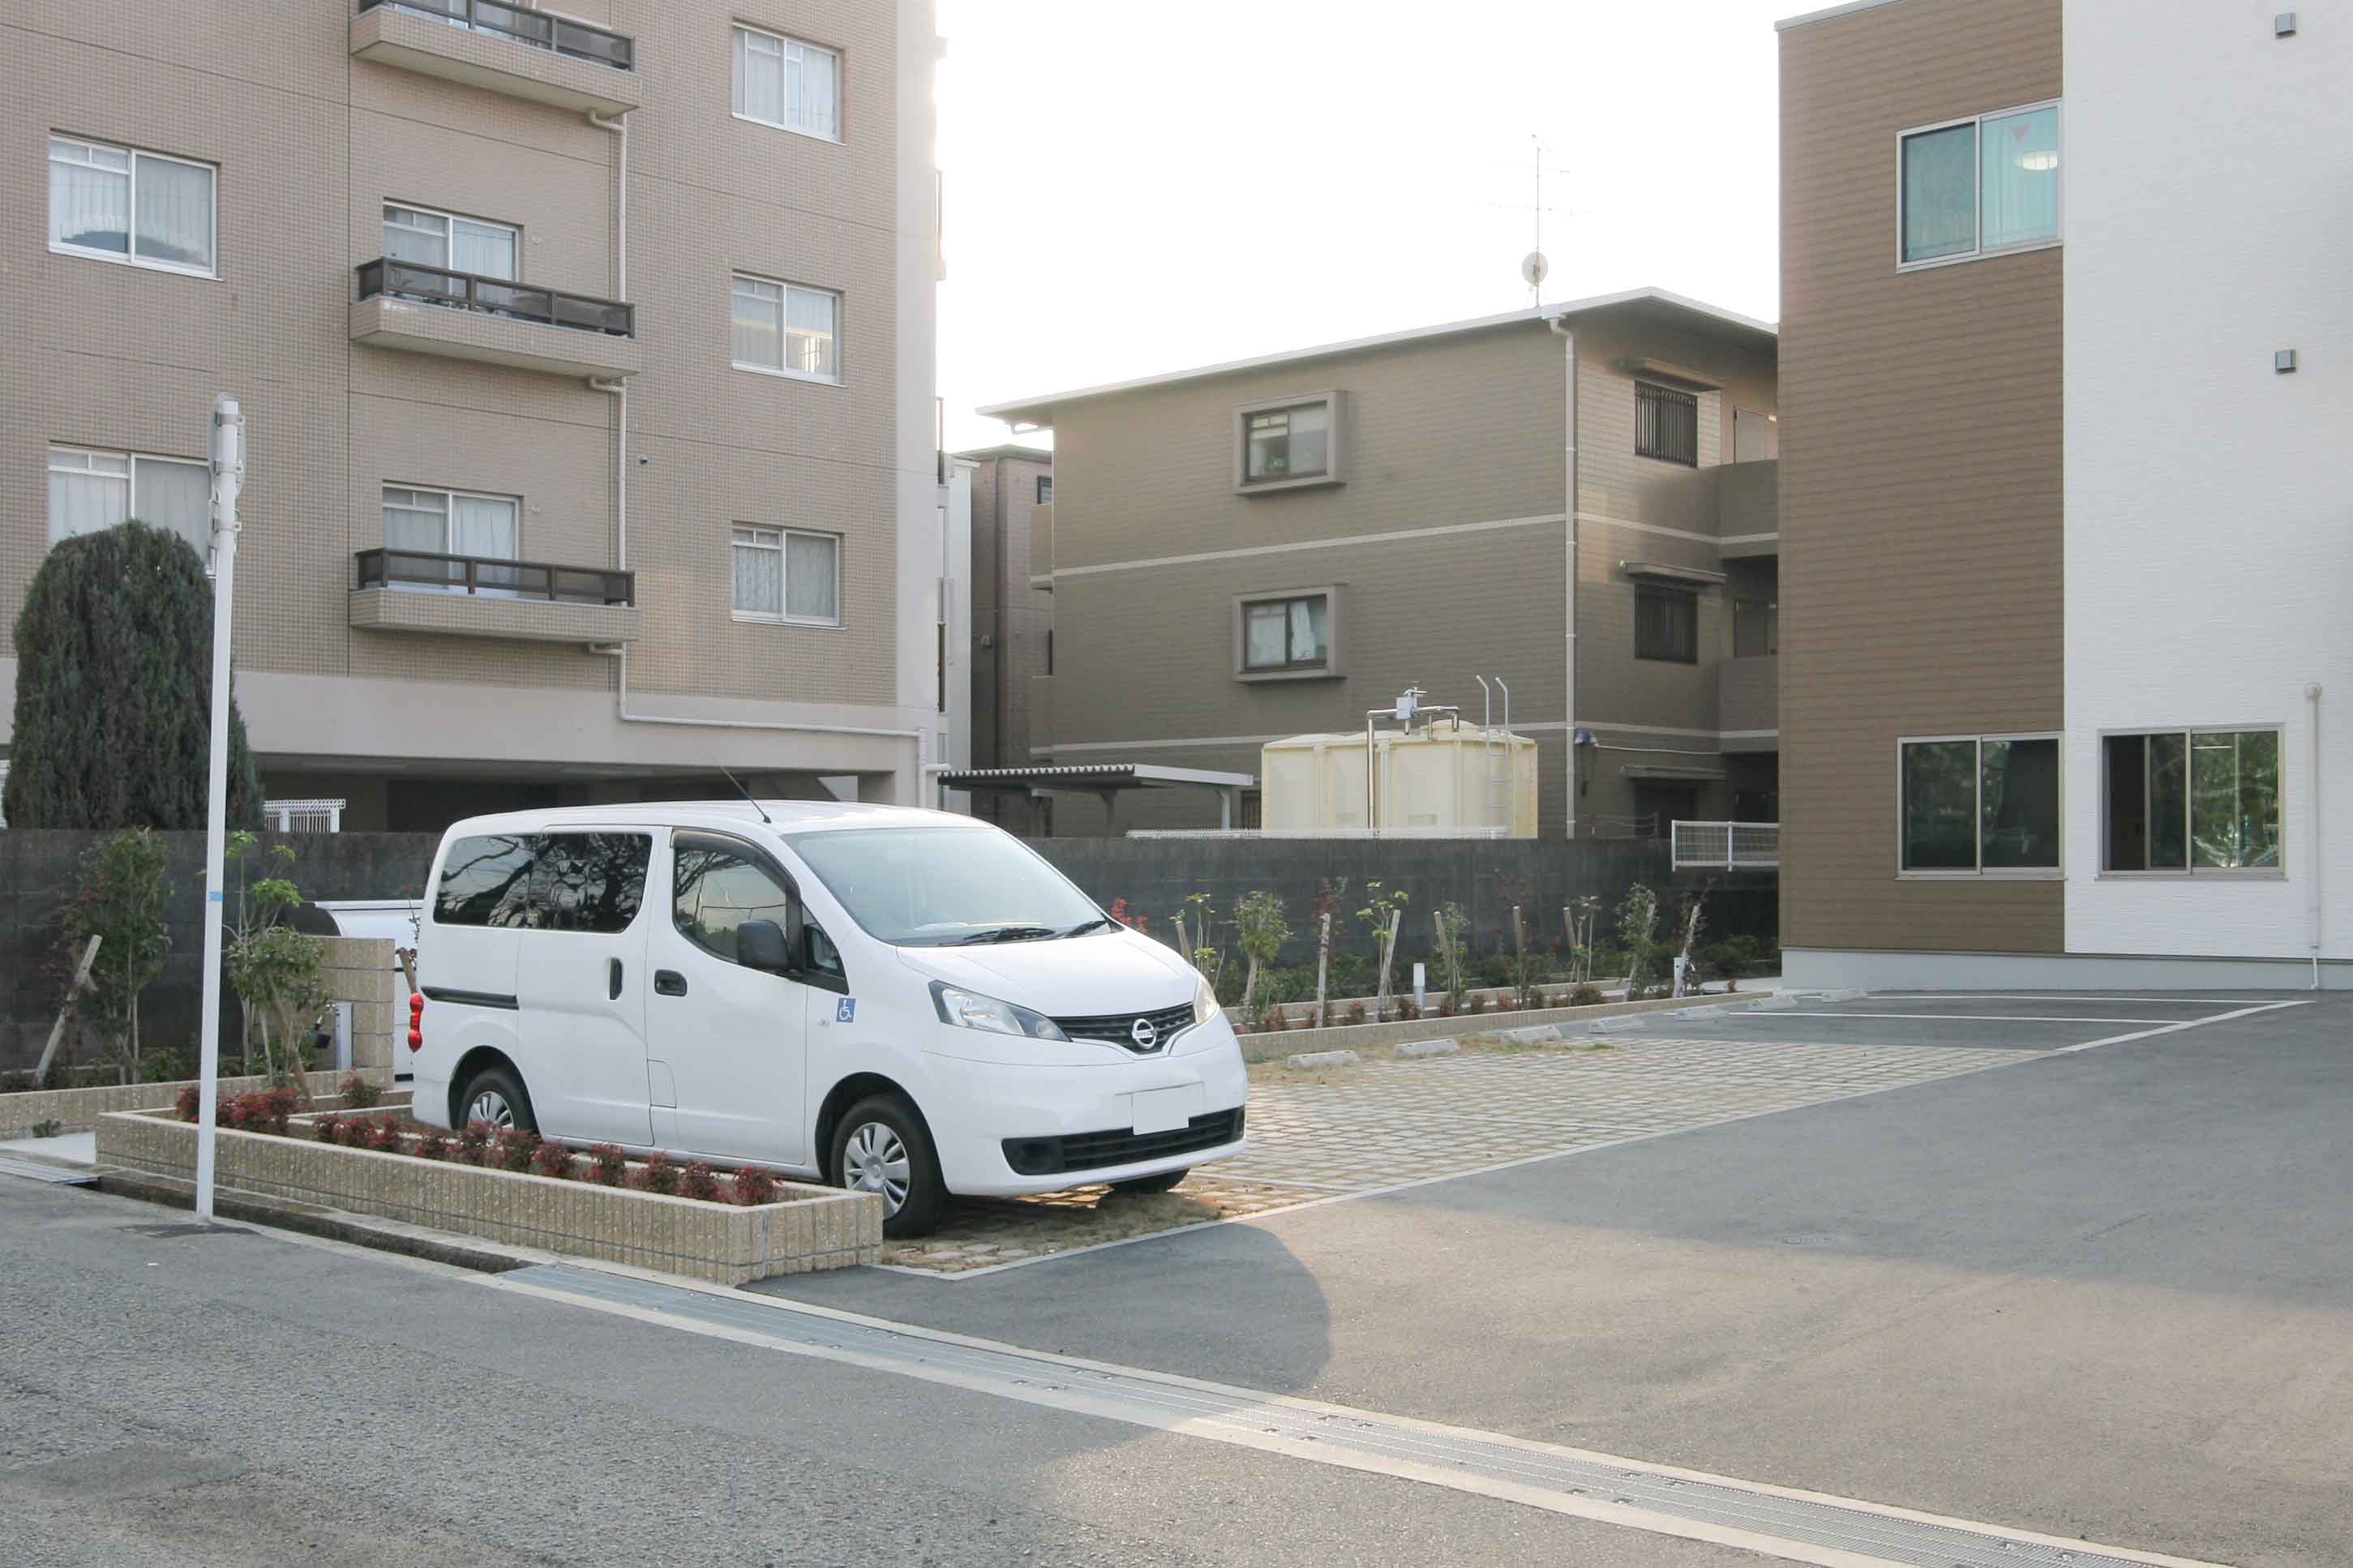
[608,958,624,1000]
[654,970,688,997]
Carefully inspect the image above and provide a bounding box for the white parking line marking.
[2050,998,2313,1054]
[1726,1012,2192,1025]
[1875,994,2283,1005]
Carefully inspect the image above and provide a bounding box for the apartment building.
[1778,0,2350,985]
[979,289,1780,838]
[954,443,1055,828]
[3,0,955,833]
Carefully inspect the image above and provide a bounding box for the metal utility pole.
[194,395,244,1223]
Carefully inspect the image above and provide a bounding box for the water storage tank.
[1260,727,1539,837]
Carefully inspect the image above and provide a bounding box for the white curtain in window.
[453,217,516,280]
[1980,105,2059,251]
[1901,122,1976,262]
[785,532,838,621]
[46,448,130,545]
[49,139,130,255]
[734,530,782,615]
[1289,596,1327,662]
[134,155,213,270]
[1244,603,1288,667]
[735,28,785,123]
[786,287,837,378]
[789,41,839,139]
[384,206,448,266]
[382,487,447,555]
[1286,401,1329,475]
[134,457,213,559]
[733,277,782,368]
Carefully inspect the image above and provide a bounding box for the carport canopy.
[938,763,1256,833]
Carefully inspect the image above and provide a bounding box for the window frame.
[731,272,842,384]
[2098,723,2287,879]
[1895,99,2064,272]
[1895,731,2064,880]
[731,24,843,144]
[1035,475,1052,505]
[1232,585,1344,682]
[669,828,846,992]
[1633,381,1700,468]
[1632,583,1700,665]
[46,443,212,554]
[381,482,522,559]
[47,135,219,280]
[1233,391,1345,495]
[731,525,844,628]
[381,200,521,281]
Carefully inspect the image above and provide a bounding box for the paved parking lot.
[1595,990,2302,1052]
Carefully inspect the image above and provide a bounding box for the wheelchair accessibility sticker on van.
[837,998,856,1024]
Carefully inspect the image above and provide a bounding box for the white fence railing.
[1670,820,1780,870]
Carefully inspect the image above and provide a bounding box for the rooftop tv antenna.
[718,764,772,825]
[1514,135,1567,307]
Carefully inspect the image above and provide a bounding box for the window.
[1899,735,2060,874]
[433,833,538,928]
[1635,382,1699,467]
[531,833,652,933]
[732,275,839,381]
[673,833,795,964]
[1241,593,1329,673]
[49,136,215,276]
[383,203,518,280]
[733,26,840,141]
[1241,401,1331,486]
[733,526,841,625]
[1732,598,1778,658]
[1035,475,1053,505]
[1900,102,2060,266]
[48,445,211,559]
[1634,585,1699,663]
[2103,729,2281,872]
[383,486,520,592]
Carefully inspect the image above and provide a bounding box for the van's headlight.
[1194,971,1221,1026]
[930,982,1068,1040]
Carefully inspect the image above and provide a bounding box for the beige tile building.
[979,290,1779,839]
[2,0,954,831]
[954,443,1055,828]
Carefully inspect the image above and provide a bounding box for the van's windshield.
[784,826,1111,947]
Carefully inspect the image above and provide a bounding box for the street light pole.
[195,395,244,1223]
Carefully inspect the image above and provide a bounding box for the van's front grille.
[1052,1001,1196,1055]
[1001,1108,1245,1178]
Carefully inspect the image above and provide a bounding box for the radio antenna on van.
[718,765,772,825]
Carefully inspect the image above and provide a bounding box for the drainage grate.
[123,1222,251,1239]
[0,1156,97,1187]
[499,1264,2205,1568]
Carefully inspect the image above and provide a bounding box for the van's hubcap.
[842,1123,911,1214]
[467,1090,514,1129]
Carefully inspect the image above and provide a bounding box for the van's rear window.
[433,833,649,933]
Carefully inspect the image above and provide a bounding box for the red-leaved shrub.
[311,1114,346,1146]
[174,1083,202,1122]
[457,1120,495,1166]
[678,1161,722,1202]
[493,1126,539,1172]
[730,1165,779,1206]
[414,1129,452,1162]
[338,1072,383,1109]
[633,1151,679,1195]
[249,1087,300,1135]
[529,1138,576,1180]
[585,1145,628,1186]
[362,1119,406,1155]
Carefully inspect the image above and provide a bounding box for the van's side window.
[673,836,794,965]
[534,833,651,933]
[434,834,536,928]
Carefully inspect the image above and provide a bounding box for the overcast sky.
[934,0,1789,452]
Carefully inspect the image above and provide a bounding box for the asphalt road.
[2,991,2346,1566]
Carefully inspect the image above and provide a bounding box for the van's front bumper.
[919,1038,1249,1197]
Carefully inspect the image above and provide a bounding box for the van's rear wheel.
[832,1095,946,1239]
[457,1063,534,1136]
[1110,1167,1189,1195]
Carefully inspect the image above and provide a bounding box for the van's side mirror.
[737,919,790,975]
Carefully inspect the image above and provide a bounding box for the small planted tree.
[58,829,174,1083]
[1430,903,1470,1013]
[3,522,263,831]
[1618,884,1661,1000]
[1232,890,1291,1019]
[1355,882,1410,1021]
[223,834,329,1090]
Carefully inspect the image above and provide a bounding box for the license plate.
[1129,1085,1202,1136]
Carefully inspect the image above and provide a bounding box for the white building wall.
[2063,0,2352,966]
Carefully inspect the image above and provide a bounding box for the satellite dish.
[1520,250,1549,290]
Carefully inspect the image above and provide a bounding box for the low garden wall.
[96,1111,881,1284]
[1233,989,1759,1063]
[0,1068,354,1141]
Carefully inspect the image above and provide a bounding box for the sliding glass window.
[2104,729,2281,872]
[1900,735,2060,874]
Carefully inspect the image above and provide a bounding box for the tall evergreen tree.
[4,521,263,830]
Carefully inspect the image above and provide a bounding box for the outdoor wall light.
[2274,12,2297,36]
[2276,349,2299,374]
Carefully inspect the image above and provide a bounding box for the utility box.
[1260,727,1539,837]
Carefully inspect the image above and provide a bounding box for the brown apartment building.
[956,443,1055,828]
[2,0,954,832]
[979,290,1780,839]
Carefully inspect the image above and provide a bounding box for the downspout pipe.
[2309,683,2323,988]
[1549,315,1579,840]
[587,109,628,300]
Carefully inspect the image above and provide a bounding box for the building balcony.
[349,548,641,645]
[350,0,640,116]
[1717,654,1777,749]
[1027,503,1054,589]
[350,260,640,379]
[1717,459,1777,556]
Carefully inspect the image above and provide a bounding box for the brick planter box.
[96,1112,881,1285]
[1233,989,1763,1063]
[0,1069,360,1140]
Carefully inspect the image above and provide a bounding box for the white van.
[407,802,1248,1236]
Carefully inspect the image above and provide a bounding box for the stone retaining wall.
[0,1069,351,1140]
[1235,989,1757,1063]
[96,1112,882,1284]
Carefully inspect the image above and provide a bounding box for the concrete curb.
[1391,1039,1461,1059]
[1237,988,1773,1063]
[1285,1050,1361,1069]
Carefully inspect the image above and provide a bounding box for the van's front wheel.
[832,1096,946,1239]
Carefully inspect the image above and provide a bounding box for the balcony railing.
[1670,820,1781,871]
[356,0,633,72]
[355,259,632,338]
[354,548,633,606]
